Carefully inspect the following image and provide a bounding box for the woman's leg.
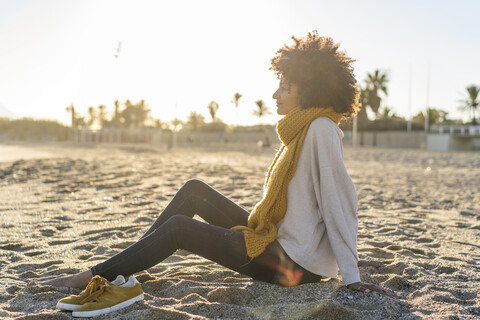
[91,215,314,285]
[92,215,267,281]
[42,179,248,288]
[140,179,249,238]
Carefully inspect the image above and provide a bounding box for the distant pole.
[425,65,430,133]
[352,115,358,147]
[68,104,76,143]
[407,64,412,133]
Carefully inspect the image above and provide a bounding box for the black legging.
[90,179,321,285]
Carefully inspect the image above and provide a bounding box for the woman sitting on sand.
[45,31,395,302]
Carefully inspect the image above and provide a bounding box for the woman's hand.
[347,282,397,299]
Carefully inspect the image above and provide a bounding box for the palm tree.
[207,101,219,122]
[365,69,389,119]
[252,100,270,123]
[186,112,205,131]
[66,104,76,128]
[364,70,389,146]
[66,104,76,141]
[97,104,108,129]
[112,100,122,128]
[87,106,96,128]
[459,85,480,125]
[170,118,183,132]
[231,92,242,108]
[170,118,183,148]
[121,99,151,129]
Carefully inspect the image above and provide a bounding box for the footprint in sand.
[402,218,423,224]
[85,232,118,242]
[450,290,477,301]
[19,270,40,279]
[440,256,461,262]
[39,227,56,237]
[41,197,61,203]
[206,287,253,304]
[23,251,46,257]
[414,238,434,244]
[78,254,93,261]
[48,239,76,246]
[0,243,34,252]
[376,227,405,236]
[384,275,414,291]
[16,260,63,272]
[77,206,108,215]
[73,243,95,251]
[6,285,21,295]
[383,261,408,275]
[110,241,136,249]
[358,247,395,259]
[365,240,393,248]
[54,225,70,231]
[134,216,154,224]
[385,245,426,256]
[432,292,475,306]
[433,266,457,274]
[52,215,74,222]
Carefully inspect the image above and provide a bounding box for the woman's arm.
[311,120,360,285]
[311,120,396,297]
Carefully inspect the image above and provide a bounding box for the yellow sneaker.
[72,275,144,318]
[56,275,126,311]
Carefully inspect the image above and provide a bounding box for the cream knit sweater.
[276,117,361,285]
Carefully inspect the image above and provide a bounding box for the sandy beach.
[0,142,479,319]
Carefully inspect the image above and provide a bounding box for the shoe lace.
[79,275,108,304]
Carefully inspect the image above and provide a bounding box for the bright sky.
[1,0,479,126]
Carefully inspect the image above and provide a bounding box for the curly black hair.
[270,31,360,119]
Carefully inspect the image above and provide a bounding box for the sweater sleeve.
[311,119,361,285]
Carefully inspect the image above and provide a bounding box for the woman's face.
[272,78,300,115]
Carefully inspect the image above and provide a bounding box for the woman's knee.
[180,179,209,194]
[162,215,205,249]
[165,214,191,228]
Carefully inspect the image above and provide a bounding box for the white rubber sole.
[56,301,80,311]
[72,293,144,318]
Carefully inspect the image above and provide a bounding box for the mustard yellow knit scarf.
[231,106,343,258]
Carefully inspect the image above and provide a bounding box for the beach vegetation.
[413,108,450,130]
[207,101,219,122]
[0,117,68,141]
[231,92,243,108]
[87,106,96,128]
[364,70,389,119]
[458,85,480,125]
[112,100,122,128]
[97,104,108,128]
[169,118,184,132]
[252,99,270,124]
[357,70,390,145]
[185,112,206,131]
[121,99,151,129]
[199,120,228,132]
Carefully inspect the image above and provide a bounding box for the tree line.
[66,94,271,133]
[354,69,479,131]
[1,74,478,141]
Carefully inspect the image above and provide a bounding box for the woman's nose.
[273,88,280,99]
